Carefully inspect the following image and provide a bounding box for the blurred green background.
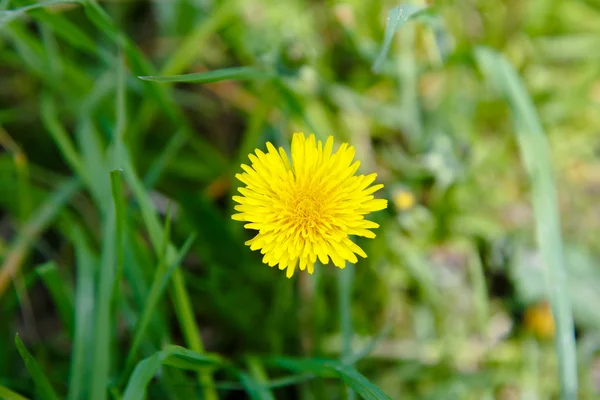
[1,0,600,398]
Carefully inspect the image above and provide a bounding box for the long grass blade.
[36,262,74,335]
[475,46,578,400]
[90,190,118,400]
[68,226,97,400]
[120,148,218,399]
[14,335,60,400]
[268,357,392,400]
[124,233,197,377]
[240,356,276,400]
[0,384,30,400]
[138,66,272,83]
[338,262,356,400]
[0,178,79,298]
[122,346,225,400]
[372,4,427,73]
[0,0,82,26]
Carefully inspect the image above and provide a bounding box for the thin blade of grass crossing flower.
[122,346,225,400]
[267,358,392,400]
[138,66,272,83]
[475,46,577,400]
[14,335,60,400]
[372,4,427,73]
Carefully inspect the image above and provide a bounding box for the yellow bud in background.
[393,190,416,211]
[524,302,555,339]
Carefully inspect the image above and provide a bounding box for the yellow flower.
[393,190,415,211]
[232,133,387,278]
[524,302,555,339]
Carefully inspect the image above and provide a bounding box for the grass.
[1,0,599,398]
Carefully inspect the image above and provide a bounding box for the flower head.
[232,133,387,278]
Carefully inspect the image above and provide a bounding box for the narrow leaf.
[475,46,578,400]
[268,358,391,400]
[139,66,272,83]
[36,262,74,335]
[14,335,60,400]
[0,384,30,400]
[122,346,224,400]
[372,5,427,73]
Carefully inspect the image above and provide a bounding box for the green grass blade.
[122,346,225,400]
[240,357,276,400]
[36,261,74,335]
[159,0,237,75]
[372,4,427,73]
[112,55,126,170]
[90,193,118,400]
[268,358,391,400]
[110,170,125,308]
[76,116,111,211]
[40,94,87,183]
[120,148,218,399]
[0,178,80,298]
[68,227,97,400]
[338,262,356,400]
[142,128,187,187]
[138,66,272,83]
[475,46,578,400]
[28,8,110,62]
[0,0,82,26]
[0,384,29,400]
[124,233,197,377]
[14,335,60,400]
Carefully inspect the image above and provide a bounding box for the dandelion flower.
[232,133,387,278]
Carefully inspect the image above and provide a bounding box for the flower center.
[296,197,319,220]
[286,192,327,239]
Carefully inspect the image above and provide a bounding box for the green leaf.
[122,346,225,400]
[0,178,80,298]
[68,226,97,400]
[14,335,60,400]
[124,233,197,377]
[112,54,126,170]
[40,94,88,183]
[109,169,126,310]
[372,4,427,73]
[338,262,356,400]
[36,262,74,335]
[90,184,118,400]
[138,66,273,83]
[121,147,218,399]
[0,0,82,26]
[475,46,578,400]
[268,358,392,400]
[27,8,111,62]
[240,357,276,400]
[0,384,30,400]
